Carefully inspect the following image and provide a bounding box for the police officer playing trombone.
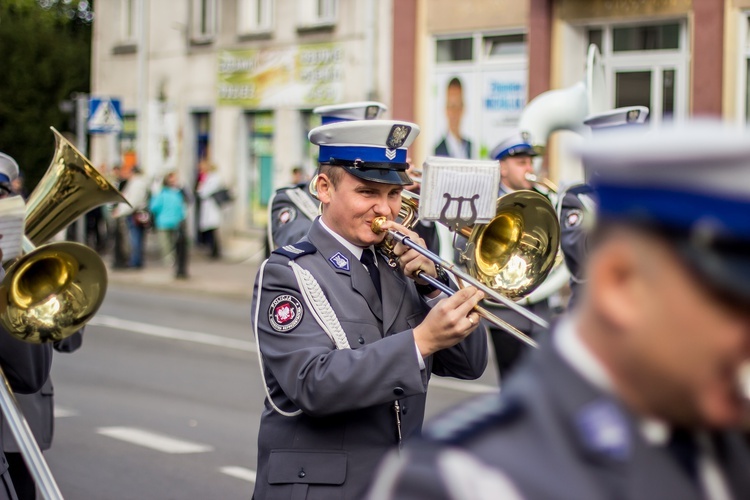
[252,119,488,499]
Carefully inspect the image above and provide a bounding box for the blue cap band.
[319,145,407,164]
[494,143,534,160]
[0,174,9,183]
[595,182,750,240]
[321,116,354,125]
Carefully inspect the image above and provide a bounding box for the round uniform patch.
[278,206,297,225]
[565,209,583,228]
[268,295,304,332]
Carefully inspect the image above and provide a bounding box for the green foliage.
[0,0,92,191]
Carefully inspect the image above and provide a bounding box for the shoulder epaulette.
[424,392,523,445]
[272,241,317,260]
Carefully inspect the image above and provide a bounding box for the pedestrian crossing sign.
[88,97,124,133]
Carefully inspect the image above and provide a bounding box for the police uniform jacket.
[267,182,319,251]
[1,330,82,454]
[377,325,750,500]
[252,219,488,499]
[0,265,53,499]
[559,183,595,309]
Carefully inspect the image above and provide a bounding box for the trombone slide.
[415,270,538,348]
[378,225,550,330]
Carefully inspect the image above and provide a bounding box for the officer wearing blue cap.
[266,102,388,252]
[0,153,20,196]
[252,119,488,499]
[370,120,750,500]
[481,131,551,381]
[560,106,648,308]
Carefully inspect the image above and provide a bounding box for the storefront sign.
[218,43,344,107]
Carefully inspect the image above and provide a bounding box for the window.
[238,0,274,34]
[191,0,217,42]
[483,34,527,58]
[586,21,687,125]
[297,0,337,28]
[436,38,473,63]
[612,23,680,52]
[121,0,137,43]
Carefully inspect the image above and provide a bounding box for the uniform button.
[393,387,404,396]
[298,469,306,478]
[402,406,408,415]
[358,336,365,345]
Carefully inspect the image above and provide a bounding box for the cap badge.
[385,149,397,160]
[329,252,350,271]
[365,105,379,120]
[520,131,531,144]
[268,294,304,332]
[386,125,411,149]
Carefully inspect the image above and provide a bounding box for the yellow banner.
[218,43,344,107]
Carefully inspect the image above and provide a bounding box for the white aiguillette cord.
[253,259,350,417]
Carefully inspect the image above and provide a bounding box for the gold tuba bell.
[0,127,129,343]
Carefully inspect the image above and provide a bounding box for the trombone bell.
[468,191,560,299]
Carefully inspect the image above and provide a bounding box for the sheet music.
[420,157,499,226]
[0,195,26,262]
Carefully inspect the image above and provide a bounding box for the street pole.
[136,0,149,173]
[74,93,88,244]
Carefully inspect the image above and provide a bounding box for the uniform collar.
[318,217,366,261]
[554,315,669,446]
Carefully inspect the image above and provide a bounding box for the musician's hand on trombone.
[378,220,437,285]
[413,286,484,357]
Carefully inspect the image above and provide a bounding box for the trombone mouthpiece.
[371,217,387,234]
[525,173,539,182]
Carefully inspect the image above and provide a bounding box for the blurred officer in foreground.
[560,106,648,309]
[0,153,53,499]
[251,119,488,499]
[370,120,750,500]
[482,132,552,381]
[266,101,388,251]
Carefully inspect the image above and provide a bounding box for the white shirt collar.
[446,132,469,159]
[553,315,669,446]
[318,217,367,261]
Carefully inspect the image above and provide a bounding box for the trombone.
[371,190,561,348]
[0,127,128,499]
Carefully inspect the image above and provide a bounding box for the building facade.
[91,0,750,245]
[90,0,394,238]
[392,0,748,181]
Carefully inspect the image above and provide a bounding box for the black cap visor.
[329,159,412,186]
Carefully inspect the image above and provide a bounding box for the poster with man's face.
[430,67,527,160]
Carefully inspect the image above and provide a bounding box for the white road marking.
[220,466,257,483]
[53,406,78,418]
[97,426,214,454]
[90,315,256,351]
[90,315,498,394]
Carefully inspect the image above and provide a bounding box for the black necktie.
[360,249,382,302]
[667,428,700,484]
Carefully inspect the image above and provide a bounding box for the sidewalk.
[105,235,266,301]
